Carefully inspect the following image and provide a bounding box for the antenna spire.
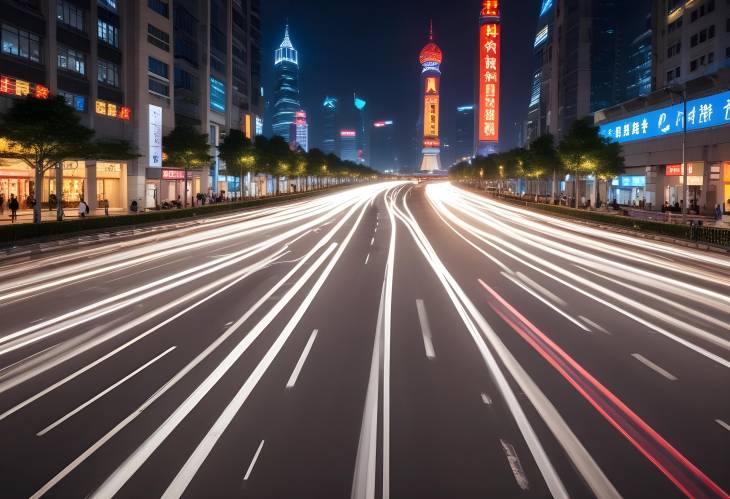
[429,19,434,41]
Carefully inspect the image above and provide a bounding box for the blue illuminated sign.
[612,175,646,187]
[600,90,730,144]
[540,0,553,17]
[210,77,225,113]
[534,25,548,47]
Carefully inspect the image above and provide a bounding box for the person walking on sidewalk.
[78,198,88,218]
[0,192,4,215]
[9,194,19,223]
[102,198,109,216]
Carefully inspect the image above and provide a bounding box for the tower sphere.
[419,42,443,65]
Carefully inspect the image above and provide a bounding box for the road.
[0,181,728,499]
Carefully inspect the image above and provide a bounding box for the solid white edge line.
[415,299,436,359]
[37,346,176,436]
[243,440,265,481]
[631,353,678,381]
[285,330,318,388]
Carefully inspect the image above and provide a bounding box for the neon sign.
[95,99,131,120]
[481,0,499,17]
[340,130,356,137]
[0,75,49,99]
[539,0,553,17]
[423,95,440,138]
[599,90,730,144]
[479,22,500,142]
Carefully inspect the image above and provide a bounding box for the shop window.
[1,24,41,63]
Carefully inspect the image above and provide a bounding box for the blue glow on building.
[534,25,548,47]
[612,175,646,187]
[599,90,730,144]
[354,95,367,111]
[210,77,225,113]
[457,105,474,112]
[539,0,553,17]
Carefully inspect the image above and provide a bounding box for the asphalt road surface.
[0,181,728,499]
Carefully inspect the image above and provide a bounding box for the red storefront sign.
[666,164,696,176]
[0,75,49,99]
[162,169,187,180]
[479,19,500,142]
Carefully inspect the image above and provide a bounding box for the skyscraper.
[419,22,443,172]
[371,120,397,171]
[289,110,309,152]
[322,97,338,154]
[454,105,475,163]
[272,25,301,142]
[354,94,369,164]
[339,130,358,163]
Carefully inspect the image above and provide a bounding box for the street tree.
[162,126,211,207]
[528,133,563,201]
[218,130,255,198]
[558,119,604,207]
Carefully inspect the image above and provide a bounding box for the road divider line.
[481,393,492,405]
[364,253,370,265]
[631,353,678,381]
[715,419,730,432]
[243,440,265,481]
[578,316,611,335]
[500,439,530,490]
[370,237,374,246]
[37,346,176,436]
[286,330,318,388]
[516,272,566,307]
[415,299,436,359]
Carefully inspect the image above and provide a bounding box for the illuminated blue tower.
[354,94,369,164]
[272,25,301,142]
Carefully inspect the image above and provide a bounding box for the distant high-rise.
[339,130,358,163]
[322,97,338,154]
[354,94,369,164]
[272,25,301,142]
[289,110,309,152]
[454,105,475,163]
[624,22,652,101]
[371,120,397,171]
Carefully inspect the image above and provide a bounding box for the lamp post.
[669,84,688,223]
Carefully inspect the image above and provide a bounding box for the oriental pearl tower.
[419,21,443,172]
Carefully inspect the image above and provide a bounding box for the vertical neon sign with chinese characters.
[479,1,500,143]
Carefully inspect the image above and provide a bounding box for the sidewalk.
[0,208,130,225]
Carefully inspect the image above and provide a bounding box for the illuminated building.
[0,0,263,209]
[272,25,301,142]
[322,97,339,154]
[354,94,369,164]
[419,22,443,172]
[339,130,358,163]
[454,105,475,163]
[289,110,309,152]
[371,120,397,171]
[477,1,501,156]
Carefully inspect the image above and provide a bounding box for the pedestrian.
[715,204,723,221]
[130,199,138,212]
[0,192,4,215]
[78,198,87,218]
[102,198,109,216]
[9,194,19,223]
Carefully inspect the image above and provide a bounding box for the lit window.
[58,90,87,112]
[57,45,86,75]
[98,59,120,87]
[97,20,119,47]
[57,1,85,32]
[1,24,41,62]
[210,77,225,113]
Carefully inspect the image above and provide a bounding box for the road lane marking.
[243,440,265,481]
[286,330,318,388]
[631,354,678,381]
[578,316,611,335]
[224,321,234,327]
[500,439,530,490]
[516,272,566,306]
[364,253,370,265]
[37,346,176,436]
[370,237,374,246]
[415,299,436,359]
[715,419,730,432]
[481,393,492,405]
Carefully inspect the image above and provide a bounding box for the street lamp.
[668,84,688,223]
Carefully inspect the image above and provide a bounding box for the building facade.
[339,129,358,163]
[653,0,729,88]
[454,105,475,164]
[289,109,308,152]
[0,0,263,211]
[271,25,300,143]
[371,120,396,172]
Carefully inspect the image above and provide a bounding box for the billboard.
[478,22,500,142]
[599,90,730,144]
[149,105,163,168]
[424,95,440,139]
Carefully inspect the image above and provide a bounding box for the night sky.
[262,0,542,169]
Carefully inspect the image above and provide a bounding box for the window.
[98,59,119,87]
[709,25,715,38]
[691,34,698,47]
[57,45,86,75]
[148,0,169,18]
[148,77,169,96]
[97,20,118,47]
[210,76,225,112]
[98,0,117,12]
[691,9,698,22]
[58,90,87,111]
[708,52,714,63]
[148,57,169,79]
[57,1,85,32]
[147,24,170,51]
[174,67,197,91]
[1,24,41,62]
[699,29,707,43]
[708,0,715,12]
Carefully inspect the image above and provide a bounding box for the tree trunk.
[56,162,64,221]
[591,175,598,209]
[574,169,579,208]
[551,169,557,204]
[184,173,188,208]
[34,161,43,224]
